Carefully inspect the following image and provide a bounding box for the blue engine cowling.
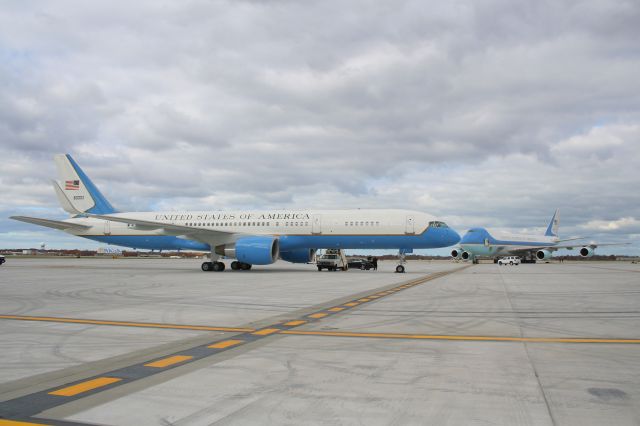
[230,236,279,265]
[580,246,594,257]
[536,249,552,260]
[280,248,317,263]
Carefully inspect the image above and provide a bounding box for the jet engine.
[536,249,552,260]
[280,248,317,263]
[461,251,471,261]
[580,246,594,257]
[215,236,279,265]
[451,248,462,259]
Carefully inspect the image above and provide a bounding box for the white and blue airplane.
[11,154,460,273]
[451,210,622,263]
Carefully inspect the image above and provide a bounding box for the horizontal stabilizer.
[10,216,91,231]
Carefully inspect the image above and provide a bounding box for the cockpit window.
[428,221,449,228]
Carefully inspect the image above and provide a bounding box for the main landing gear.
[201,259,253,272]
[201,261,225,272]
[230,261,252,271]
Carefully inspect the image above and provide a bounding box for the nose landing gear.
[395,248,411,273]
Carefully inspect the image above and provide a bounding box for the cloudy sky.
[1,0,639,255]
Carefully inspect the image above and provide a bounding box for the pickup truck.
[0,255,5,266]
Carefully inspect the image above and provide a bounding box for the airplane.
[10,154,461,273]
[450,209,624,264]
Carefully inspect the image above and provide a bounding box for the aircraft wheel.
[395,265,405,273]
[317,266,322,271]
[201,262,213,272]
[231,261,240,270]
[240,262,251,270]
[212,262,225,272]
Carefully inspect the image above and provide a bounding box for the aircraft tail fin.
[53,154,117,215]
[545,209,560,237]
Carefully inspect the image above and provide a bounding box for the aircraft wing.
[507,242,629,254]
[10,216,92,231]
[86,213,235,245]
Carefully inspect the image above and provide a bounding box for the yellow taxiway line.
[281,330,640,344]
[0,314,253,333]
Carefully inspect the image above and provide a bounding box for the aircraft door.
[405,215,415,234]
[312,214,322,234]
[104,220,111,236]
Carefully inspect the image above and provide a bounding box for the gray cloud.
[1,0,639,254]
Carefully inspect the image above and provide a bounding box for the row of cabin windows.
[345,221,381,227]
[185,221,310,227]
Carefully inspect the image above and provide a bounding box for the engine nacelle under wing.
[451,248,462,259]
[216,236,279,265]
[461,251,471,260]
[580,246,594,257]
[536,249,552,260]
[280,248,317,263]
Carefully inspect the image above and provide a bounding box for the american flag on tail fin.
[65,180,80,190]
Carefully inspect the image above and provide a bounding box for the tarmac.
[0,258,639,425]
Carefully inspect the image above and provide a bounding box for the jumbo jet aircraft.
[11,154,460,273]
[451,210,623,264]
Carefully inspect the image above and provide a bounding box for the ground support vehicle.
[317,249,348,271]
[498,256,521,265]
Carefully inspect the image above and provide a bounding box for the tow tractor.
[316,249,348,271]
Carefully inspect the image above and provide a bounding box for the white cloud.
[579,217,640,232]
[0,0,639,255]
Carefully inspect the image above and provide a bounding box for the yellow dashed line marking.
[358,298,371,302]
[281,330,640,344]
[49,377,122,396]
[344,302,359,307]
[0,421,50,426]
[284,320,306,326]
[328,307,344,312]
[252,328,280,336]
[208,339,244,349]
[145,355,193,368]
[309,313,328,319]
